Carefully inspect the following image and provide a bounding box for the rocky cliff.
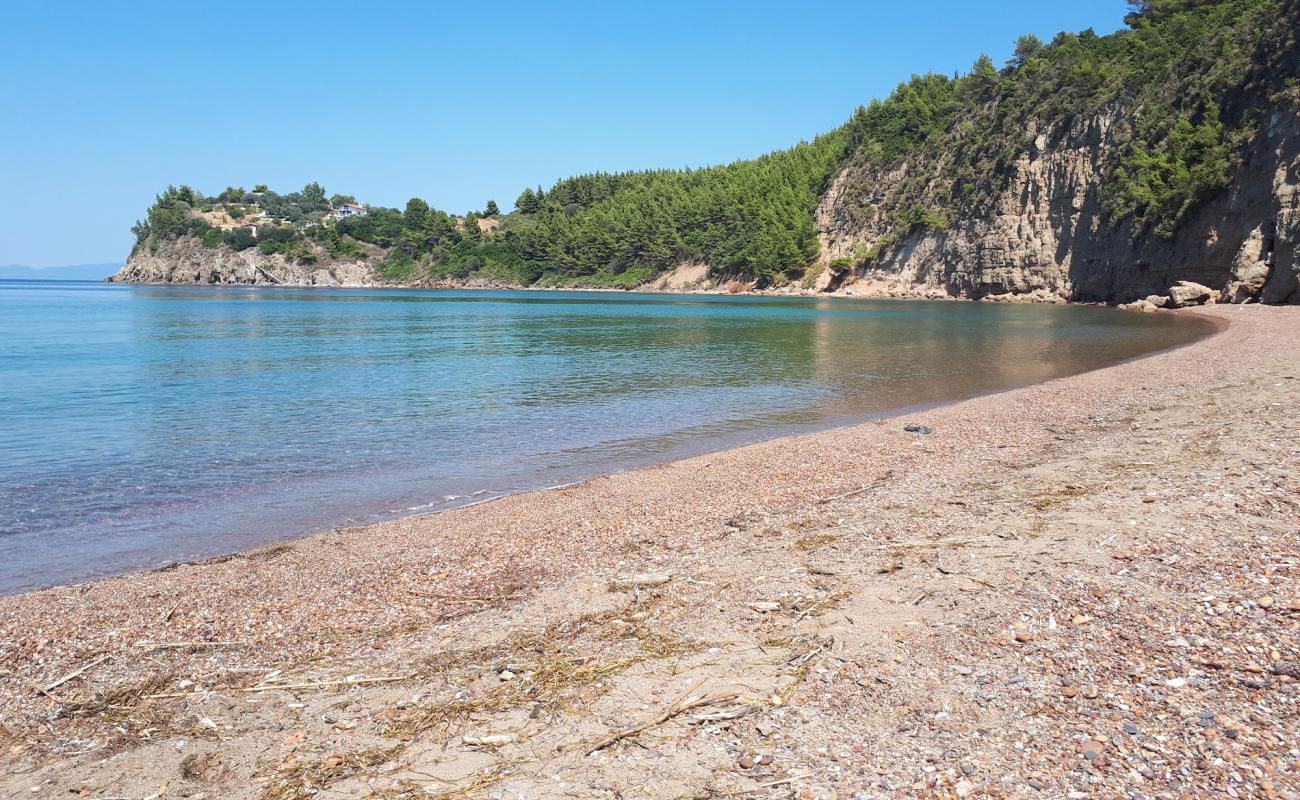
[814,104,1300,305]
[109,237,380,287]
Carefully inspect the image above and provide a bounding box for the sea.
[0,280,1214,593]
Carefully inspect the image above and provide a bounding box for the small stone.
[1123,723,1139,735]
[1015,630,1035,644]
[1063,685,1078,698]
[1081,685,1098,699]
[956,779,975,797]
[1258,596,1275,609]
[737,755,755,769]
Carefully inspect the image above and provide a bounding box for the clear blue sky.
[0,0,1128,267]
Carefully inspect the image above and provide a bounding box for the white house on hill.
[334,203,368,220]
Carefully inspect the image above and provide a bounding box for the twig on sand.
[886,534,996,552]
[717,772,817,796]
[581,676,739,755]
[143,673,412,700]
[794,591,851,623]
[408,591,522,603]
[607,573,673,591]
[240,674,414,693]
[815,473,893,504]
[18,673,67,703]
[42,654,110,693]
[134,640,251,650]
[161,599,182,622]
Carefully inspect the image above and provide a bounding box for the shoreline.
[2,305,1296,799]
[103,275,1107,305]
[0,304,1217,598]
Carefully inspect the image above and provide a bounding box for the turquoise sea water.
[0,281,1213,593]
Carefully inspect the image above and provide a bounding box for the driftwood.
[608,572,673,591]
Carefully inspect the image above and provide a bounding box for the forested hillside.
[121,0,1300,300]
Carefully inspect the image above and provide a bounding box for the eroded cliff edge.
[108,238,379,287]
[814,105,1300,305]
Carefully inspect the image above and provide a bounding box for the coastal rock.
[1167,281,1215,308]
[1118,299,1158,312]
[1222,224,1274,302]
[110,236,379,287]
[816,105,1300,305]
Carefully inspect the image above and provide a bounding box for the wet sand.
[1,305,1297,799]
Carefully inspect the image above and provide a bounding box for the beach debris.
[39,654,110,694]
[903,424,933,434]
[134,639,251,651]
[463,732,517,747]
[579,676,739,755]
[608,572,673,591]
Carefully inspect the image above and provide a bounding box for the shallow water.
[0,281,1213,593]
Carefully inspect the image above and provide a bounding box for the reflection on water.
[0,281,1213,593]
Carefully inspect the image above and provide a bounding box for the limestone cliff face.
[109,237,380,287]
[816,105,1300,305]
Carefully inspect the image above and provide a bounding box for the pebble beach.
[2,304,1297,799]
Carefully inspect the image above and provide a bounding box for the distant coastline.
[0,262,120,281]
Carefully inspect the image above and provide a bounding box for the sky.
[0,0,1130,267]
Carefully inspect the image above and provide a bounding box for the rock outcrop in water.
[109,236,378,287]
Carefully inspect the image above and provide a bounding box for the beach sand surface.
[2,305,1297,799]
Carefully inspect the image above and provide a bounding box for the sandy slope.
[2,306,1297,800]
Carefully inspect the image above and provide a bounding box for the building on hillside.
[334,203,368,220]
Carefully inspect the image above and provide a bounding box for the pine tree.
[515,188,539,214]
